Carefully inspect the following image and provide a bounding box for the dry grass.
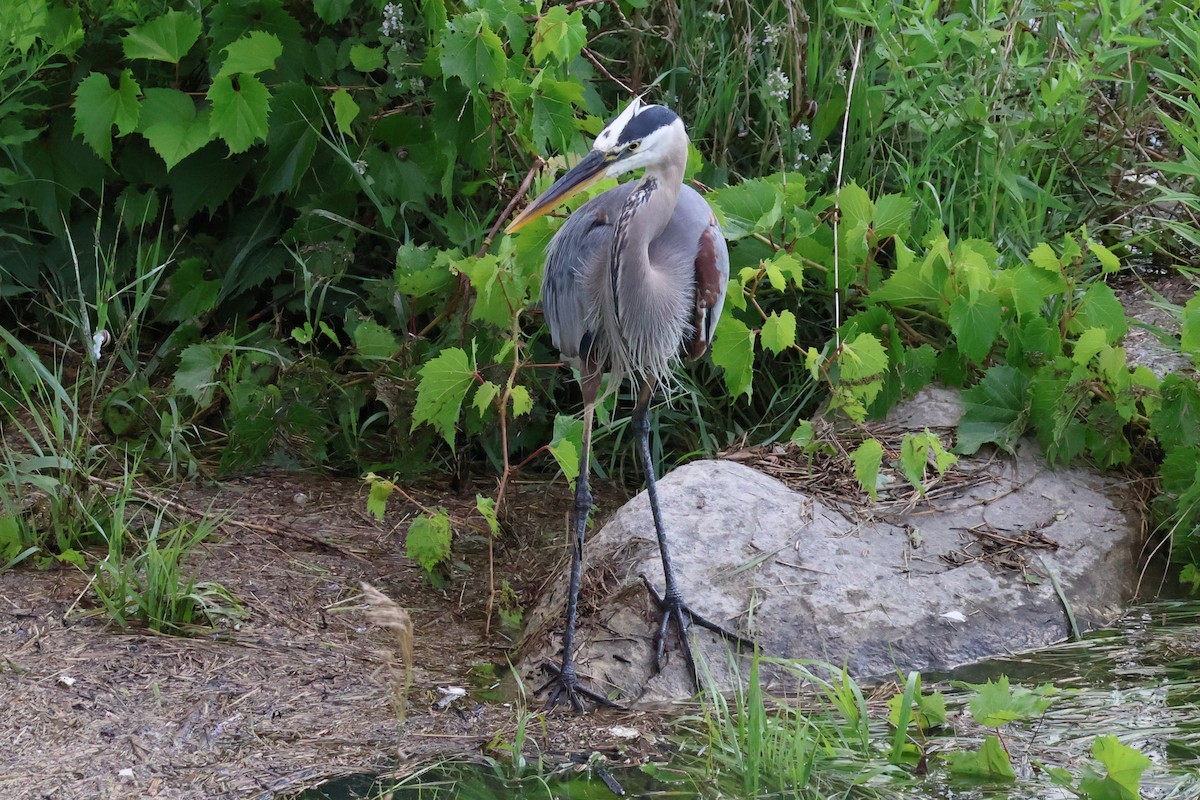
[359,582,414,725]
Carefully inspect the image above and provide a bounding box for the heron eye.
[627,141,640,152]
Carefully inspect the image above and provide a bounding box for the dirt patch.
[0,473,661,800]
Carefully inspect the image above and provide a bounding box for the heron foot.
[641,576,756,686]
[537,662,622,712]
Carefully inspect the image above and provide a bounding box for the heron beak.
[506,149,610,233]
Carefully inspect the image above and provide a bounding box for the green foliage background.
[2,0,1200,573]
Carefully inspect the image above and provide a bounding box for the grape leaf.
[172,342,226,405]
[1028,241,1062,273]
[350,43,384,71]
[1068,281,1128,342]
[122,10,202,63]
[761,310,797,354]
[509,384,533,417]
[440,12,507,90]
[366,476,392,521]
[137,87,211,170]
[851,438,884,500]
[314,0,352,24]
[351,319,399,362]
[217,31,283,77]
[872,193,914,239]
[1181,294,1200,358]
[549,413,584,487]
[712,314,756,398]
[532,6,586,64]
[73,70,141,162]
[412,347,476,448]
[1087,239,1121,273]
[473,380,500,415]
[207,74,271,154]
[956,365,1031,454]
[406,508,452,575]
[947,292,1002,363]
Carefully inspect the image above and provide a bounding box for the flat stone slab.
[518,398,1139,705]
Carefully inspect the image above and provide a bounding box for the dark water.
[291,600,1200,800]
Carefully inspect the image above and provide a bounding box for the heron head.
[506,98,687,233]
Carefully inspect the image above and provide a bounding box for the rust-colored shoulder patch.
[686,227,722,360]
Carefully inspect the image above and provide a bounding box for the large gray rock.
[518,390,1139,705]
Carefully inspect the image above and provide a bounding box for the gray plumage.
[541,181,729,392]
[506,98,746,711]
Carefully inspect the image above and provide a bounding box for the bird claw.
[537,662,623,712]
[641,576,756,687]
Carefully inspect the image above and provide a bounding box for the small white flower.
[765,68,791,102]
[381,2,404,38]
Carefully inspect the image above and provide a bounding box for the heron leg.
[538,402,620,711]
[632,380,754,686]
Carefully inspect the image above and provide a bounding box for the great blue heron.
[507,98,750,710]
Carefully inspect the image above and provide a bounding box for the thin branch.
[475,156,545,258]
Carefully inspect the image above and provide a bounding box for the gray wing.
[541,184,633,371]
[541,183,728,368]
[647,186,729,360]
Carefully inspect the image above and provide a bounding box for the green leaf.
[1068,282,1128,342]
[831,333,888,420]
[967,676,1055,727]
[1180,295,1200,358]
[871,256,944,307]
[944,735,1016,781]
[473,380,500,415]
[872,193,914,238]
[351,319,399,361]
[406,508,452,575]
[1151,374,1200,453]
[350,43,385,71]
[459,254,516,328]
[73,70,141,162]
[159,259,219,321]
[314,0,353,24]
[172,342,226,405]
[476,494,501,537]
[761,310,797,354]
[956,365,1031,454]
[899,430,954,490]
[947,292,1002,363]
[122,10,201,63]
[207,74,272,154]
[331,89,359,137]
[529,76,584,154]
[549,413,584,487]
[217,31,283,77]
[532,6,586,64]
[708,178,780,240]
[1028,242,1062,273]
[366,476,393,520]
[440,12,507,90]
[712,314,756,398]
[1087,239,1121,273]
[1079,735,1150,800]
[1072,327,1109,365]
[851,438,884,500]
[137,88,212,170]
[509,384,532,417]
[412,347,476,449]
